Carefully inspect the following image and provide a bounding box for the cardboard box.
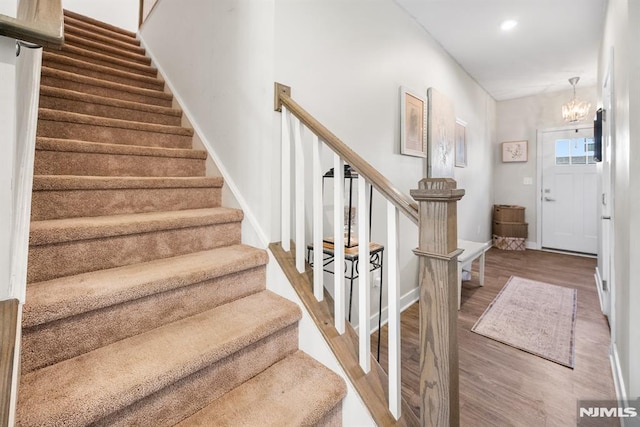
[493,205,525,223]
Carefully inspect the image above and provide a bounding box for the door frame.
[535,124,593,251]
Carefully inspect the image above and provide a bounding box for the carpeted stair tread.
[39,86,181,125]
[34,138,206,177]
[53,44,157,76]
[42,53,164,90]
[178,350,346,427]
[41,68,172,104]
[38,109,191,136]
[32,175,220,190]
[36,137,204,159]
[64,15,140,47]
[29,207,242,246]
[21,10,346,426]
[64,23,145,54]
[37,112,192,149]
[17,291,302,427]
[23,244,268,328]
[64,9,137,38]
[63,32,151,65]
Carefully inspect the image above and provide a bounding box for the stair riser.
[22,266,266,373]
[64,24,144,55]
[27,221,242,283]
[39,94,181,125]
[31,187,221,220]
[95,325,299,427]
[40,75,172,107]
[35,150,204,177]
[64,36,151,66]
[54,48,157,77]
[42,60,163,90]
[37,120,192,149]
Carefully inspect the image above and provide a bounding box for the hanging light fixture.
[562,77,591,123]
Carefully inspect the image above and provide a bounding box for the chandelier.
[562,77,591,123]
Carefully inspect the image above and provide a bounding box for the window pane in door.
[571,138,587,164]
[586,138,596,164]
[556,139,570,165]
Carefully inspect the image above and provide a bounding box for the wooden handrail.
[1,299,19,427]
[0,0,63,48]
[275,83,419,225]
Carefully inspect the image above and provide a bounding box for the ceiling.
[394,0,608,100]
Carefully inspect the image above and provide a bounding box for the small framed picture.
[455,119,467,167]
[400,86,427,158]
[502,140,528,162]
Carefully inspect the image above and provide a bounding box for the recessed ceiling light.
[500,20,518,31]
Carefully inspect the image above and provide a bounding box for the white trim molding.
[610,343,628,407]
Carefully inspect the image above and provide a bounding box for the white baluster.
[358,176,370,373]
[387,201,401,419]
[281,106,291,252]
[293,116,305,273]
[312,135,324,301]
[333,155,345,334]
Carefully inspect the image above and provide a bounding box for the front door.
[598,64,615,319]
[541,128,598,254]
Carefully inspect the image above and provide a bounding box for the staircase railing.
[274,83,463,425]
[0,0,64,48]
[0,1,63,425]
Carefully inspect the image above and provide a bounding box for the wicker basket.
[493,205,525,223]
[492,221,528,238]
[493,235,526,251]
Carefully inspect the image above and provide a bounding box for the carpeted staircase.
[17,10,346,426]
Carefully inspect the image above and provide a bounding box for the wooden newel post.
[410,178,464,427]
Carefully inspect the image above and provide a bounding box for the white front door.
[541,128,598,254]
[598,65,615,319]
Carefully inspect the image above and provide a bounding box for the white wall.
[141,0,279,246]
[495,86,597,247]
[0,36,17,301]
[0,0,16,16]
[274,0,496,322]
[62,0,138,32]
[598,0,640,402]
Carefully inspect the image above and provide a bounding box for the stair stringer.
[138,37,376,426]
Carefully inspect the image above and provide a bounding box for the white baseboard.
[594,268,606,314]
[526,240,539,250]
[610,343,628,406]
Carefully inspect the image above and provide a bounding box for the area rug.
[471,276,577,368]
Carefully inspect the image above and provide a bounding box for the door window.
[555,138,596,165]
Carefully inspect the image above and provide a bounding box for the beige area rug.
[471,276,577,368]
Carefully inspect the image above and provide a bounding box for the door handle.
[602,216,611,220]
[544,197,556,202]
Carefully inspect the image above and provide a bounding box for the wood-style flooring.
[374,248,616,426]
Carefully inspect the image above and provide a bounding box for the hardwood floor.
[374,248,617,426]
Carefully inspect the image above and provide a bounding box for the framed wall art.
[455,119,467,167]
[502,140,528,162]
[400,86,427,158]
[427,87,455,177]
